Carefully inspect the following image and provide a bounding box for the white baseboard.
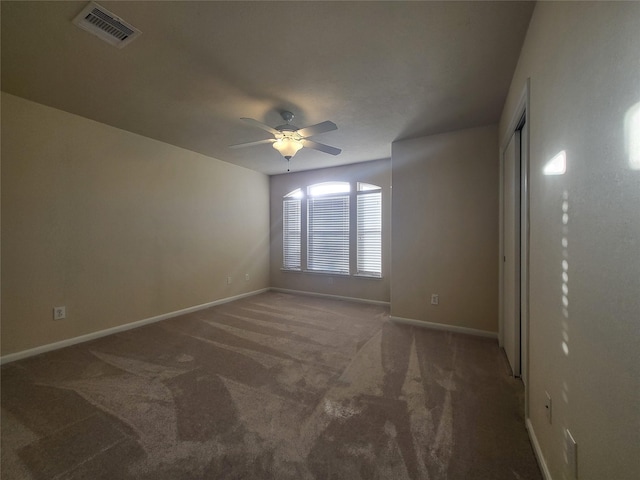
[0,288,270,365]
[526,418,553,480]
[390,315,497,339]
[270,287,390,306]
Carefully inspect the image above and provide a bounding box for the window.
[282,181,382,277]
[357,183,382,276]
[307,182,350,274]
[283,189,302,269]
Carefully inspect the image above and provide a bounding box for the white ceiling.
[1,1,534,175]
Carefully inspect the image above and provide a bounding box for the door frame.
[499,79,530,415]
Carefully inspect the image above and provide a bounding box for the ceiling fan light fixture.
[273,137,303,160]
[231,112,340,167]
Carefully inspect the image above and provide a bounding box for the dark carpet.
[1,291,541,479]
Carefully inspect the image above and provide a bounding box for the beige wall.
[270,159,391,302]
[391,125,499,333]
[500,3,640,479]
[1,93,270,355]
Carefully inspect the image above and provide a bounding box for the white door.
[503,131,521,377]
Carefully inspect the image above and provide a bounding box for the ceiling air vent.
[72,2,141,48]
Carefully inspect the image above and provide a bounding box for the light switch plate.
[544,391,552,423]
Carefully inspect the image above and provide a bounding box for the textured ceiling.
[1,1,534,175]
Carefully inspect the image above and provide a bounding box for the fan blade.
[241,118,280,135]
[302,139,341,156]
[229,138,275,149]
[297,121,337,138]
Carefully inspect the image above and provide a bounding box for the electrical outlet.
[431,294,439,305]
[227,276,232,285]
[245,273,250,281]
[53,306,66,320]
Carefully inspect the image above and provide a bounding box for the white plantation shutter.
[357,191,382,276]
[283,198,301,269]
[307,194,350,274]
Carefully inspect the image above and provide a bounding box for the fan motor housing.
[276,124,298,133]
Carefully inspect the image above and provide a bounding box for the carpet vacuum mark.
[1,292,541,479]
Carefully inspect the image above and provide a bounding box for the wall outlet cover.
[53,306,66,320]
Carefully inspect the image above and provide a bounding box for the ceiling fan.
[230,111,341,164]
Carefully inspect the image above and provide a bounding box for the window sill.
[353,273,383,280]
[280,268,382,279]
[303,269,350,276]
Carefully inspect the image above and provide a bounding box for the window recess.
[282,181,382,277]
